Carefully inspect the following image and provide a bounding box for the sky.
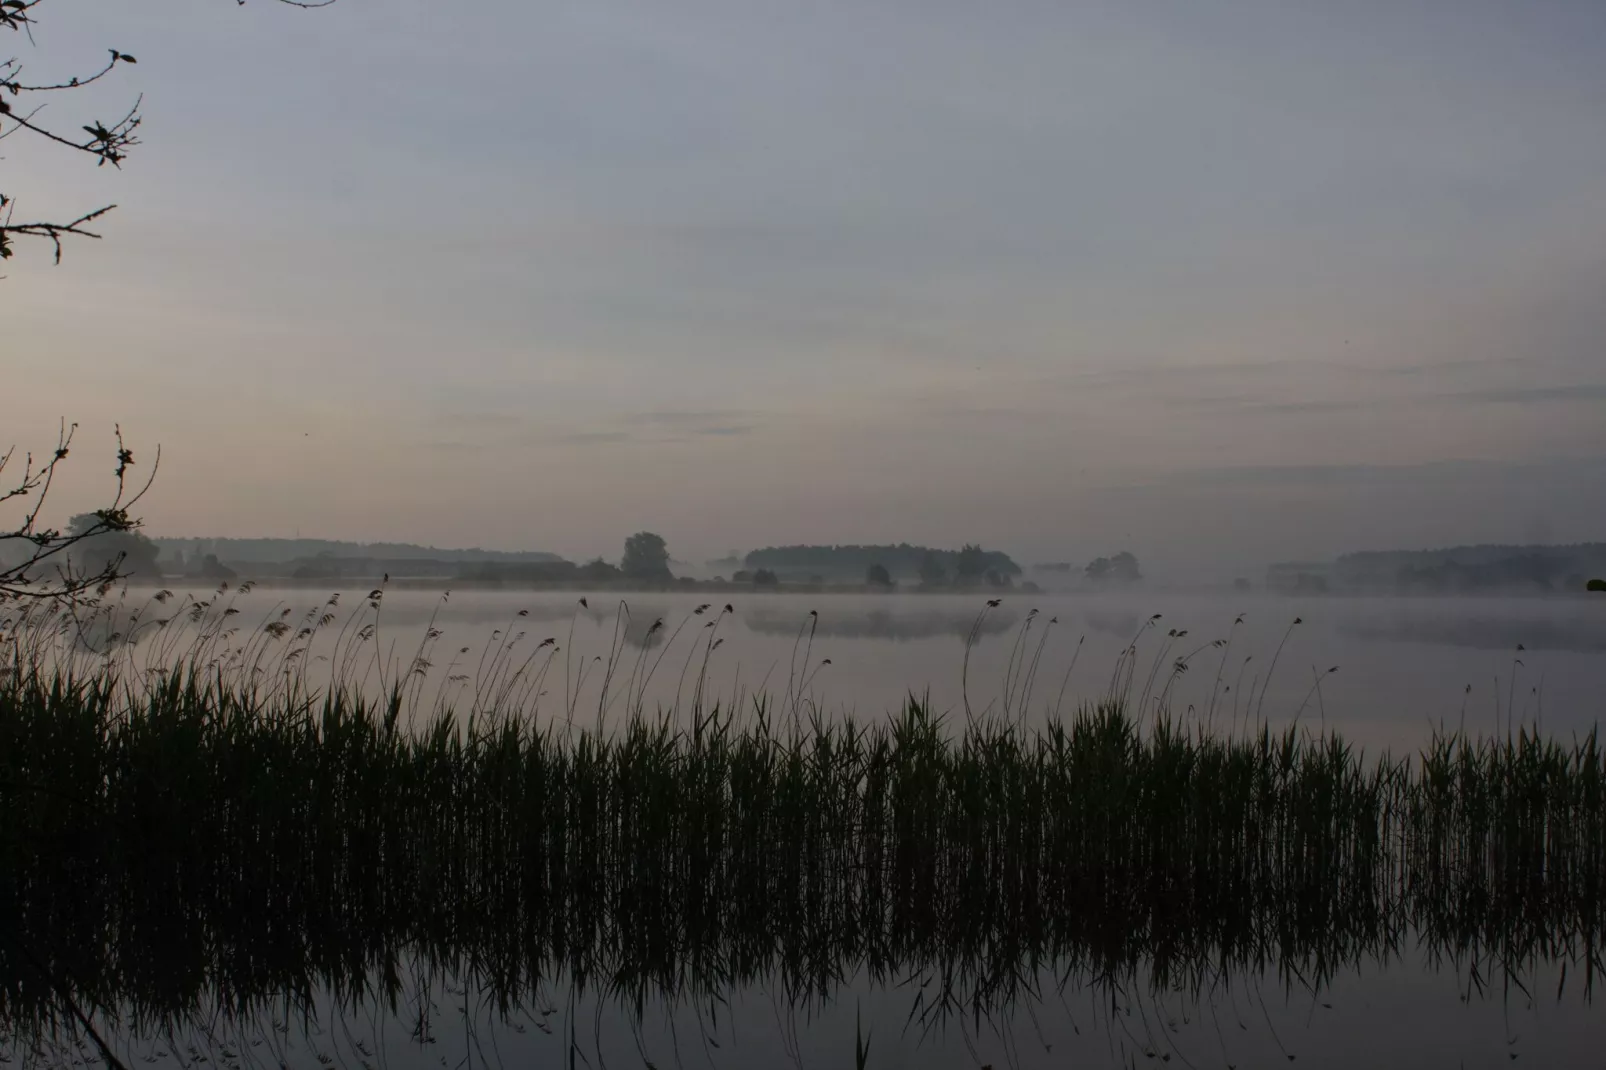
[7,0,1606,578]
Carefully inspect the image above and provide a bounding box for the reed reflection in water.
[4,588,1605,1067]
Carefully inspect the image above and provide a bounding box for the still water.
[46,959,1595,1070]
[10,587,1606,1068]
[137,586,1606,747]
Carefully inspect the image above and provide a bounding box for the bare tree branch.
[0,197,114,262]
[0,0,332,267]
[0,423,161,603]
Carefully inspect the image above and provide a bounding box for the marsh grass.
[1,588,1604,1059]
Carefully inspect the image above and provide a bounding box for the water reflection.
[6,724,1603,1067]
[743,605,1021,643]
[1083,609,1144,640]
[1339,609,1606,653]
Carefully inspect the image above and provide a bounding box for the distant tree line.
[153,537,564,565]
[743,544,1021,583]
[1335,544,1606,594]
[730,569,780,586]
[456,559,624,585]
[1391,556,1587,594]
[65,512,162,584]
[1084,552,1142,583]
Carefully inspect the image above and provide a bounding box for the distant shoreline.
[120,575,1606,599]
[127,575,1032,597]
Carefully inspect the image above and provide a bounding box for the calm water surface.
[11,587,1606,1068]
[150,586,1606,749]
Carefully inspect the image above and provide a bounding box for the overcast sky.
[8,0,1606,577]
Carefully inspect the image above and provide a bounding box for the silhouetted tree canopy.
[955,544,988,581]
[621,532,672,582]
[865,563,893,587]
[1387,554,1593,594]
[154,537,561,565]
[194,554,236,582]
[67,510,161,582]
[744,544,1016,582]
[1588,578,1606,593]
[917,552,946,586]
[1085,552,1142,583]
[1335,544,1606,592]
[580,557,623,583]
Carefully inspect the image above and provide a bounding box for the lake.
[107,585,1606,745]
[5,586,1605,1069]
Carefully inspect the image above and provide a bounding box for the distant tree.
[955,543,988,584]
[1086,551,1141,584]
[579,557,622,583]
[744,543,1019,579]
[984,568,1013,589]
[731,570,753,583]
[1588,578,1606,593]
[195,554,236,582]
[621,532,672,582]
[752,569,779,587]
[1288,572,1328,594]
[865,563,893,587]
[917,552,947,586]
[68,510,161,582]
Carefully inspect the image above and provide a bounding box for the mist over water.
[10,0,1606,1064]
[9,584,1606,1068]
[96,586,1606,752]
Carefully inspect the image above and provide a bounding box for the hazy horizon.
[11,0,1606,580]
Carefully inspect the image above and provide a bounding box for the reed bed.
[1,588,1604,1047]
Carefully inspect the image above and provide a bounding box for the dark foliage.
[621,532,673,582]
[746,543,1020,582]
